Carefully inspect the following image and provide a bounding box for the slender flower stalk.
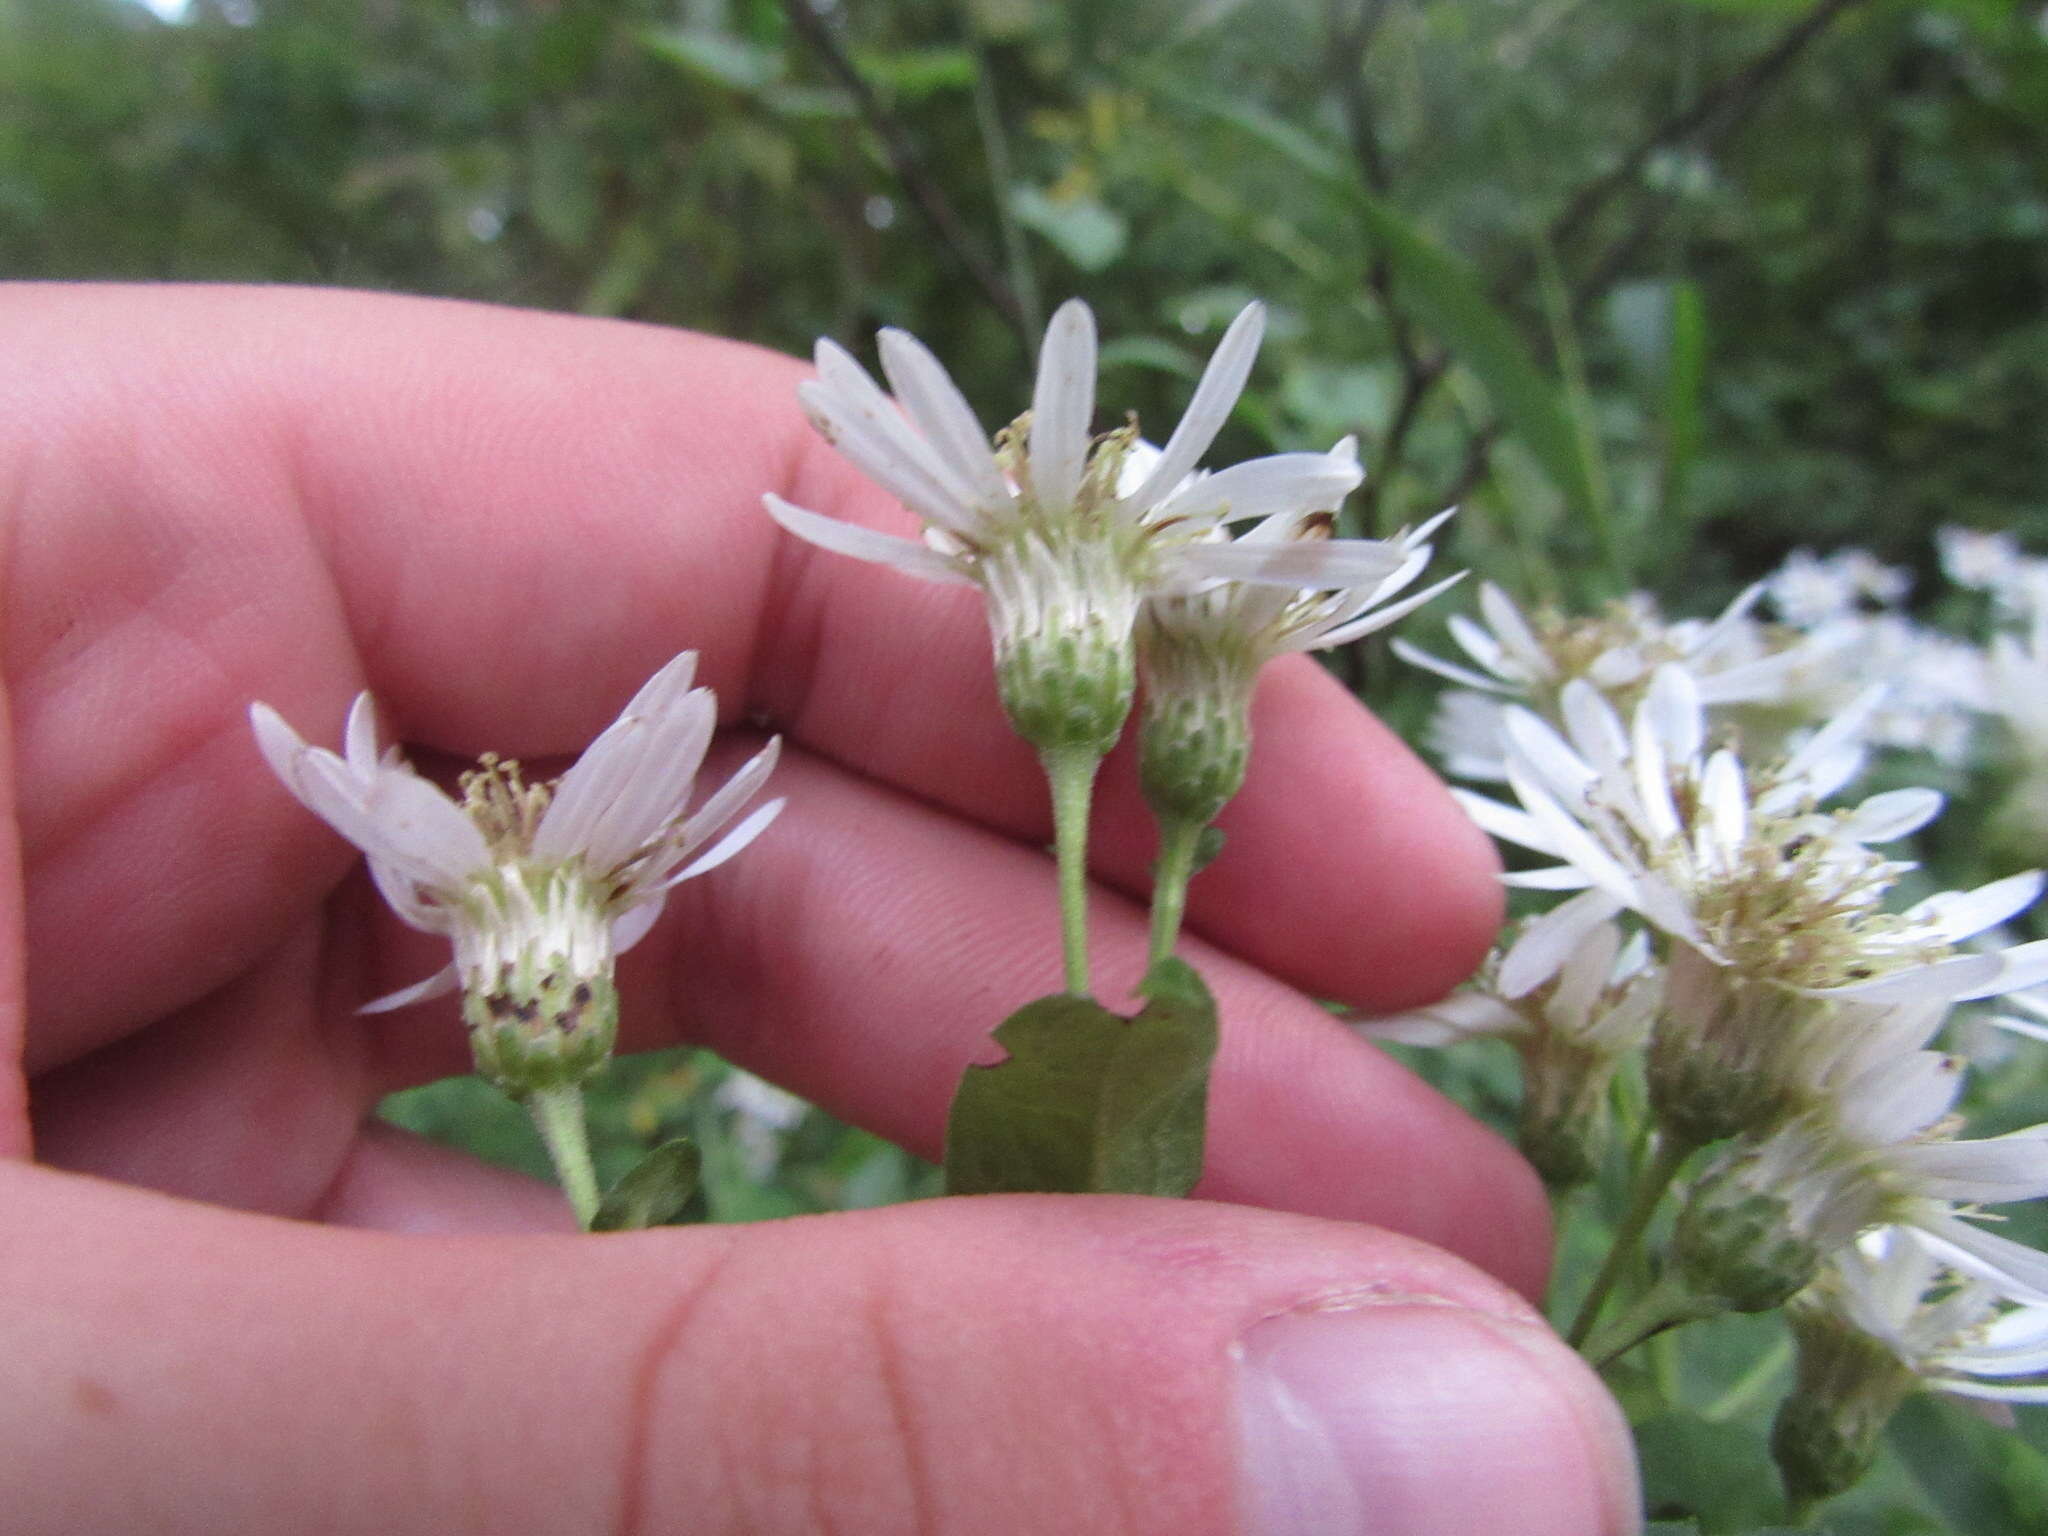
[251,652,784,1220]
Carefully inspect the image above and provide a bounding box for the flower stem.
[1581,1270,1724,1370]
[528,1084,603,1230]
[1040,746,1102,997]
[1566,1132,1693,1350]
[1148,816,1208,968]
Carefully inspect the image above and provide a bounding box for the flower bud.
[1771,1303,1917,1513]
[1674,1148,1821,1313]
[1649,942,1813,1146]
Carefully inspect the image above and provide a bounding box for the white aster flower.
[1773,1225,2048,1511]
[1358,918,1658,1185]
[1766,547,1911,629]
[1816,1227,2048,1409]
[1395,580,1828,779]
[763,298,1370,756]
[1678,992,2048,1307]
[1134,500,1460,826]
[1462,664,2048,1006]
[250,653,783,1092]
[1459,662,2048,1143]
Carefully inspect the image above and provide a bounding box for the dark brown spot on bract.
[74,1379,118,1418]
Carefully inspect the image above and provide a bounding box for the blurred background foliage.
[8,0,2048,1529]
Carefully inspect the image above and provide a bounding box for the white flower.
[1459,664,2048,1006]
[1766,547,1911,629]
[1394,580,1829,779]
[763,298,1373,754]
[250,652,783,1044]
[1702,1014,2048,1291]
[1358,919,1659,1185]
[1814,1226,2048,1409]
[1133,502,1460,825]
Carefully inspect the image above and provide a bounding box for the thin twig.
[779,0,1032,343]
[1500,0,1873,299]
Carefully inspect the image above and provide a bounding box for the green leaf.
[640,28,785,93]
[1010,185,1129,273]
[590,1138,701,1231]
[1636,1409,1789,1532]
[944,958,1219,1197]
[1159,88,1604,530]
[1889,1393,2048,1536]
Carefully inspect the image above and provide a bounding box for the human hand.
[1,285,1638,1534]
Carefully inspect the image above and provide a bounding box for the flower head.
[1395,580,1828,780]
[763,298,1370,756]
[1134,500,1460,825]
[251,652,782,1093]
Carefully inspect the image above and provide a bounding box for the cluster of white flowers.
[1379,529,2048,1465]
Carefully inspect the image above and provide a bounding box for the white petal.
[1450,787,1559,855]
[1121,302,1264,515]
[609,896,667,957]
[1504,765,1643,906]
[1029,298,1097,510]
[876,328,1013,512]
[1389,638,1518,694]
[1477,582,1551,680]
[1839,788,1945,845]
[1500,888,1627,998]
[342,693,382,776]
[1169,536,1405,590]
[534,653,705,861]
[1641,664,1705,764]
[1503,706,1598,810]
[1930,1379,2048,1405]
[1354,991,1523,1046]
[1957,940,2048,1001]
[1837,1051,1963,1145]
[1156,451,1363,529]
[1307,571,1466,649]
[1912,1216,2048,1305]
[358,964,460,1015]
[1549,918,1622,1029]
[1904,872,2045,946]
[666,737,784,875]
[1499,865,1595,890]
[249,701,315,797]
[799,371,980,535]
[1690,581,1768,662]
[1562,682,1629,776]
[1806,951,2006,1004]
[663,798,785,887]
[1696,750,1749,872]
[1778,685,1886,799]
[1890,1126,2048,1203]
[562,679,718,872]
[762,494,972,585]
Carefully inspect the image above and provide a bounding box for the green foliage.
[590,1138,701,1232]
[944,959,1219,1196]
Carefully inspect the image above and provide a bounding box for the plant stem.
[1040,746,1101,997]
[1582,1270,1723,1370]
[1701,1335,1793,1423]
[1567,1132,1693,1349]
[1148,817,1207,968]
[528,1084,602,1230]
